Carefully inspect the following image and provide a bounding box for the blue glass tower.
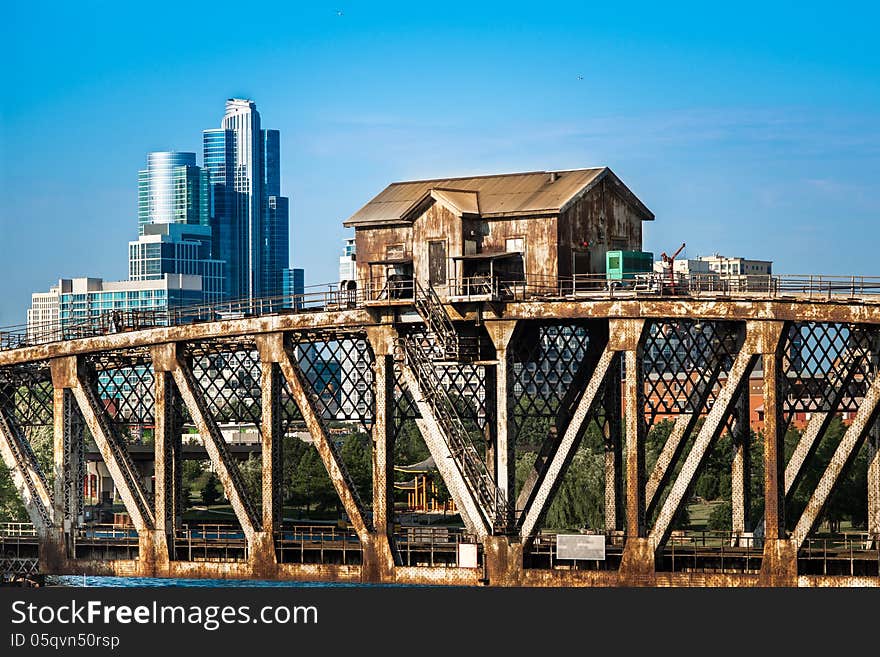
[204,99,290,302]
[131,152,221,304]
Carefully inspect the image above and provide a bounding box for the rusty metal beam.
[400,357,488,538]
[791,371,880,549]
[276,346,371,541]
[519,346,614,541]
[11,298,880,369]
[869,429,880,544]
[0,309,378,367]
[485,320,517,529]
[0,406,53,531]
[649,324,758,548]
[62,359,154,533]
[603,355,623,532]
[730,383,751,537]
[162,346,258,541]
[152,369,181,536]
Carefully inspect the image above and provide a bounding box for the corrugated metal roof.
[343,167,654,226]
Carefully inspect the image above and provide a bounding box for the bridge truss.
[0,294,879,586]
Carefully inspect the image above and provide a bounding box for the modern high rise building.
[137,152,209,234]
[128,224,224,302]
[204,99,290,302]
[132,152,221,303]
[339,237,356,282]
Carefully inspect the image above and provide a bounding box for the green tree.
[200,472,222,507]
[238,454,262,508]
[290,448,336,512]
[0,463,27,522]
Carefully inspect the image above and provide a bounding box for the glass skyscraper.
[131,152,220,303]
[137,152,209,234]
[129,224,224,302]
[204,99,290,302]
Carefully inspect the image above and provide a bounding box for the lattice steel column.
[366,325,398,575]
[761,326,786,543]
[731,381,751,538]
[869,425,880,545]
[612,319,654,583]
[754,321,797,586]
[485,320,517,530]
[623,333,646,539]
[256,337,283,534]
[49,357,84,559]
[151,345,182,565]
[603,353,623,533]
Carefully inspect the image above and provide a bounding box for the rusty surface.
[7,300,880,586]
[791,371,880,548]
[276,348,371,541]
[170,351,259,541]
[519,346,614,541]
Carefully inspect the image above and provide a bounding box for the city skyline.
[2,2,879,324]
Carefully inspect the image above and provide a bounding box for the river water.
[48,576,392,587]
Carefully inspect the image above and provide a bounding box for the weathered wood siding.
[558,179,645,276]
[482,215,559,283]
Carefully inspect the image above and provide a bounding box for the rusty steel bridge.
[1,275,879,586]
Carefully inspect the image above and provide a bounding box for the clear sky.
[1,1,878,325]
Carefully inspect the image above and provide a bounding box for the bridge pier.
[615,321,657,584]
[365,326,401,580]
[754,322,797,586]
[485,321,518,531]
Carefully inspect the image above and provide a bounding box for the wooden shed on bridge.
[342,167,654,299]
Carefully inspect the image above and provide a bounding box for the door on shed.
[573,251,591,290]
[428,240,447,287]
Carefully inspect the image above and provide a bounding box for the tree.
[0,463,27,522]
[238,454,262,508]
[290,448,336,512]
[200,472,222,507]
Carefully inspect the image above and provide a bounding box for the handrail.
[398,336,508,531]
[10,272,880,353]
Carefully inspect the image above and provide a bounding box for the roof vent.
[548,171,559,183]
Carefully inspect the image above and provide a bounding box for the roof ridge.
[387,167,606,186]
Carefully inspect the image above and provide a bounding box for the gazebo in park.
[394,456,456,514]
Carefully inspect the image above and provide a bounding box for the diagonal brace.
[649,342,758,548]
[790,371,880,549]
[519,346,615,541]
[277,348,370,540]
[400,364,489,539]
[0,408,53,531]
[71,367,154,532]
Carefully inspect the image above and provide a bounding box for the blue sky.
[1,1,878,325]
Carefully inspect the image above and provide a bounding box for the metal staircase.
[401,283,508,533]
[412,282,478,361]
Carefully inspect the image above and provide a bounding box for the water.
[48,575,407,587]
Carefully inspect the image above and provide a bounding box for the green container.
[606,250,654,280]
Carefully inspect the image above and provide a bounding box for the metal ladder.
[400,285,508,532]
